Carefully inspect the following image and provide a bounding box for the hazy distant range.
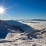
[15,19,46,22]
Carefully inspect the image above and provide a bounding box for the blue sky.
[0,0,46,20]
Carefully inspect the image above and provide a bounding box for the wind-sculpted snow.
[0,20,46,46]
[0,32,46,46]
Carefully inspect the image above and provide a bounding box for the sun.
[0,7,5,14]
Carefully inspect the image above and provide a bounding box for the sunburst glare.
[0,0,16,20]
[0,7,5,15]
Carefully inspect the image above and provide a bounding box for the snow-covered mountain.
[0,20,46,46]
[5,20,34,32]
[0,20,24,38]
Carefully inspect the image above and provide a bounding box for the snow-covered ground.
[0,32,46,46]
[0,20,46,46]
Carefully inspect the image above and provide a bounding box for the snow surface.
[0,20,46,46]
